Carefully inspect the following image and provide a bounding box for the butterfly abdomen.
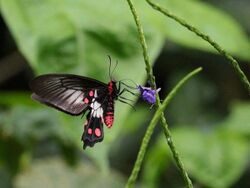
[104,80,117,128]
[104,100,114,128]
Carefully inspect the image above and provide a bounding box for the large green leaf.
[0,104,82,148]
[142,136,172,188]
[0,92,111,171]
[222,102,250,136]
[144,127,249,188]
[0,0,164,169]
[146,0,250,60]
[1,0,249,179]
[14,157,127,188]
[172,127,249,188]
[143,101,250,188]
[0,0,163,75]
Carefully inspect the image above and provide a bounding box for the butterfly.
[30,67,135,149]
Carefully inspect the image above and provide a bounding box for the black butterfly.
[30,72,134,149]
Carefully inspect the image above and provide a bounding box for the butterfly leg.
[118,98,136,111]
[118,95,134,102]
[119,81,137,90]
[118,81,138,95]
[118,88,138,96]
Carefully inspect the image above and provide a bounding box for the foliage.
[0,0,249,187]
[143,102,250,188]
[14,157,126,188]
[147,0,250,60]
[0,0,164,172]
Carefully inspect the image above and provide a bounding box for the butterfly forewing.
[30,74,107,115]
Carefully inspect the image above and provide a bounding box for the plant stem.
[146,0,250,94]
[160,114,194,187]
[125,0,195,187]
[125,68,201,188]
[125,0,156,90]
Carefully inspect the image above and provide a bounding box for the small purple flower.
[137,85,161,104]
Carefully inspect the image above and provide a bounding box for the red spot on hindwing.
[88,128,92,135]
[89,90,94,97]
[95,128,101,137]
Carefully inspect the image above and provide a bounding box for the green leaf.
[0,92,36,107]
[143,101,250,188]
[121,102,250,184]
[120,105,151,134]
[14,157,127,188]
[148,0,250,60]
[0,105,81,147]
[145,127,249,188]
[222,102,250,136]
[0,0,163,74]
[0,167,12,188]
[142,136,172,188]
[0,0,164,169]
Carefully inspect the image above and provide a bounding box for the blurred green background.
[0,0,250,187]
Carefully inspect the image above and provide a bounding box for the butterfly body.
[30,74,120,149]
[104,80,118,128]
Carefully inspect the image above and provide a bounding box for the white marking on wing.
[73,92,84,105]
[67,90,83,104]
[90,100,103,118]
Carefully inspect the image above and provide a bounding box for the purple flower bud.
[137,85,161,104]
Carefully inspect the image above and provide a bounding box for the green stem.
[146,0,250,94]
[125,68,201,188]
[126,0,156,90]
[160,114,193,187]
[125,1,195,187]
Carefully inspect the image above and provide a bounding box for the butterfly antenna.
[111,60,118,79]
[107,55,112,80]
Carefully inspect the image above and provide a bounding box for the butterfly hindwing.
[82,114,104,149]
[81,96,106,148]
[30,74,107,115]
